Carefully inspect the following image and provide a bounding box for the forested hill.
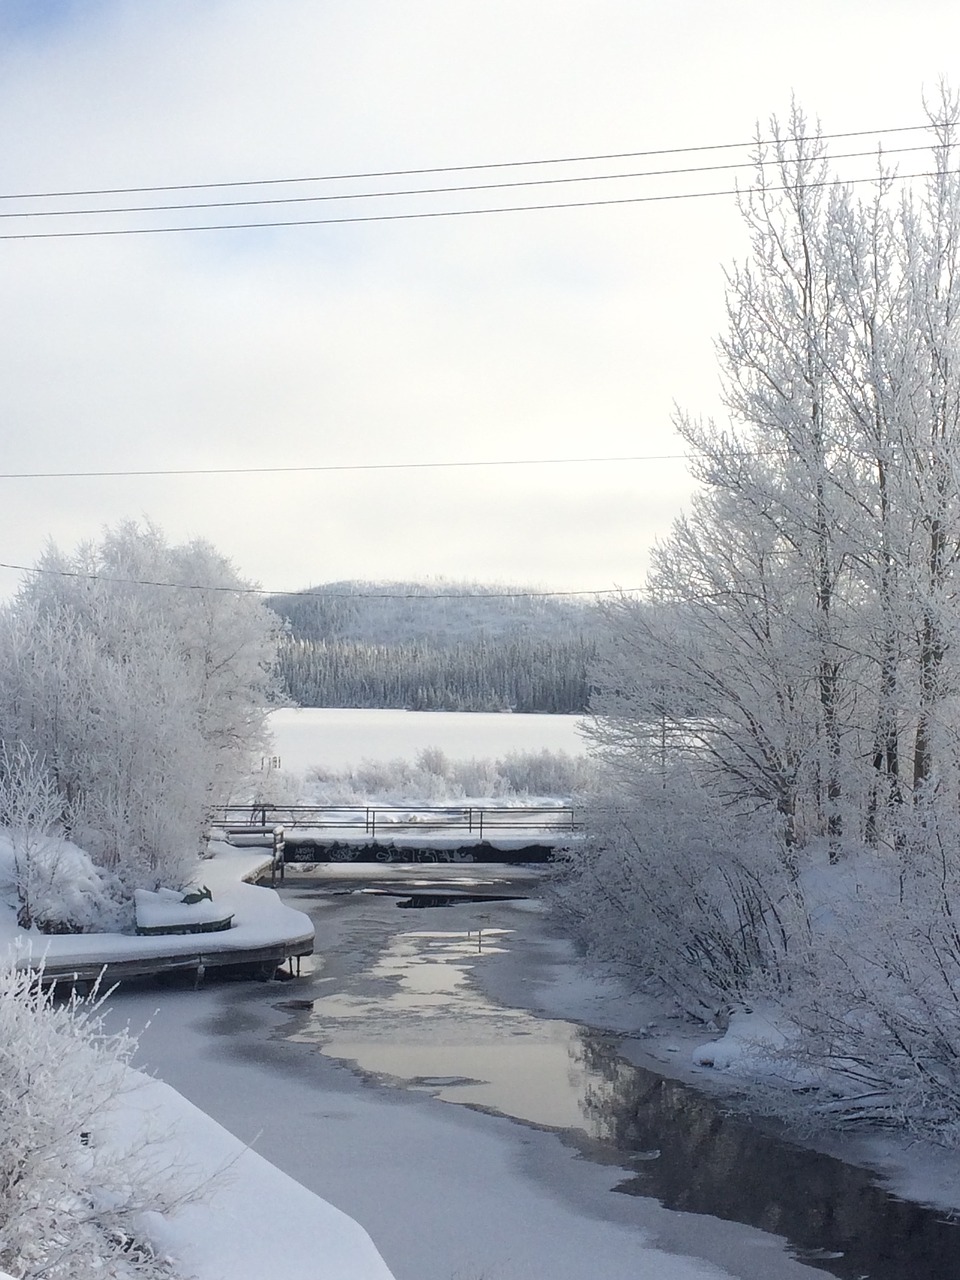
[268,580,597,713]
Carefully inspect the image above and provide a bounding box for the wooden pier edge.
[26,931,316,986]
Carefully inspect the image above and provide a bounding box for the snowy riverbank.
[0,842,313,977]
[107,1072,397,1280]
[469,887,960,1221]
[0,840,396,1280]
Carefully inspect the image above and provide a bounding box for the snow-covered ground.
[110,1073,396,1280]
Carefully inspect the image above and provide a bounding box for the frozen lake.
[266,707,588,773]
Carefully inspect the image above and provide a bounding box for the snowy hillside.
[269,579,598,712]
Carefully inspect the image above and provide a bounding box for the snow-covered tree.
[587,97,960,863]
[569,95,960,1132]
[0,522,279,913]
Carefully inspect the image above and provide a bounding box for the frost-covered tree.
[0,522,279,909]
[589,97,960,864]
[569,96,960,1132]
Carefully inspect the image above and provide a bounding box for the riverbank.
[0,842,395,1280]
[0,843,313,982]
[468,881,960,1221]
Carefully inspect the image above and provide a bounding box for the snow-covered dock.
[4,845,315,985]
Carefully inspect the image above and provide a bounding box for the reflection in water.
[288,890,960,1280]
[291,929,595,1128]
[576,1034,960,1280]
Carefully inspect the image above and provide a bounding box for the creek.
[278,864,960,1280]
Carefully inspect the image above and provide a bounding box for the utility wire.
[0,442,877,483]
[0,165,947,241]
[0,453,692,481]
[0,144,929,221]
[0,122,930,202]
[0,559,637,600]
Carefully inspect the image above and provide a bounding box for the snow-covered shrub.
[447,756,507,798]
[352,757,416,796]
[0,965,192,1279]
[299,748,593,805]
[248,764,305,812]
[498,748,594,797]
[0,743,127,933]
[0,833,127,935]
[770,817,960,1138]
[415,747,448,777]
[555,768,807,1022]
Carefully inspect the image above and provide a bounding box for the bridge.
[210,803,580,864]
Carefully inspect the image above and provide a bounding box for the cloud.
[0,0,955,595]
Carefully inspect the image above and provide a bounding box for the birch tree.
[575,95,960,1078]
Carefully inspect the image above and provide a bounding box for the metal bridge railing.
[210,803,578,841]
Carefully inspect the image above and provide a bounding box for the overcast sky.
[0,0,957,600]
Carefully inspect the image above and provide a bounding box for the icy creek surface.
[103,865,960,1280]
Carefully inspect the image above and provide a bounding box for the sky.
[0,0,958,600]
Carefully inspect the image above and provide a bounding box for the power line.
[0,165,946,242]
[0,443,851,483]
[0,453,692,481]
[0,559,638,600]
[0,123,929,203]
[0,144,930,222]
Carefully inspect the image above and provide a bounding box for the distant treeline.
[269,581,597,713]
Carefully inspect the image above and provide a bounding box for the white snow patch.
[110,1074,396,1280]
[133,887,233,932]
[691,1009,790,1073]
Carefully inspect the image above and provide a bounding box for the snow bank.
[692,1009,791,1073]
[115,1074,396,1280]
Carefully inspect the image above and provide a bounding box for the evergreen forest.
[268,581,596,713]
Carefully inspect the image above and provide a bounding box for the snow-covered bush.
[497,749,593,797]
[555,768,807,1022]
[769,818,960,1138]
[0,742,126,933]
[0,965,192,1279]
[0,833,127,935]
[301,747,595,805]
[446,755,506,798]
